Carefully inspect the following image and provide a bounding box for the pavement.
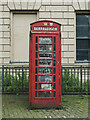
[2,94,89,119]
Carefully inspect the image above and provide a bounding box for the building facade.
[0,0,90,66]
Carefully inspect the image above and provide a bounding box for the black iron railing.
[0,65,90,94]
[61,66,90,94]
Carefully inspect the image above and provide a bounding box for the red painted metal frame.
[29,20,61,108]
[29,34,32,105]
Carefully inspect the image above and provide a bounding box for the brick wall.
[0,0,89,66]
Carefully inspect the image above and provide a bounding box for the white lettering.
[34,27,57,31]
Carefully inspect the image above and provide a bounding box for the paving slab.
[2,94,89,119]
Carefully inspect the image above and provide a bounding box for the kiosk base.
[27,104,62,110]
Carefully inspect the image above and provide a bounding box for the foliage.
[2,71,29,93]
[1,68,89,93]
[62,69,88,93]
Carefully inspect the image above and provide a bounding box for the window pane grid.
[35,36,56,98]
[77,49,90,50]
[76,14,90,61]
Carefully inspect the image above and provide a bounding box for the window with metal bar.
[76,14,90,61]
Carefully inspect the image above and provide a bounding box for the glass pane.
[39,45,52,51]
[88,50,90,60]
[76,50,88,60]
[54,52,56,58]
[89,26,90,37]
[35,60,37,66]
[76,40,88,49]
[53,75,55,82]
[54,60,56,66]
[38,91,52,97]
[53,83,56,89]
[54,44,56,51]
[39,37,52,43]
[76,26,88,38]
[54,37,56,43]
[36,52,38,58]
[39,60,52,66]
[35,75,37,82]
[36,37,38,43]
[54,68,56,74]
[54,91,56,97]
[88,40,90,49]
[35,68,37,74]
[76,15,89,25]
[39,68,52,74]
[39,83,52,90]
[39,75,52,82]
[35,91,37,97]
[39,52,52,59]
[35,83,37,89]
[36,44,38,51]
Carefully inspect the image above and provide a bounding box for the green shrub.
[1,69,89,93]
[3,71,29,93]
[62,69,88,92]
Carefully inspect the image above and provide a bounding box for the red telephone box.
[29,20,61,108]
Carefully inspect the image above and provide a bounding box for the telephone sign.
[29,20,61,108]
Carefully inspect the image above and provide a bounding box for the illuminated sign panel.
[34,27,57,31]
